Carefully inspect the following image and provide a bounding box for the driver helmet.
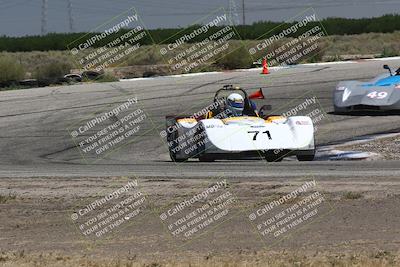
[226,93,244,116]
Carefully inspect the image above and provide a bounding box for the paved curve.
[1,58,400,178]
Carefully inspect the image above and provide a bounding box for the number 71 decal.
[248,130,272,140]
[367,91,388,99]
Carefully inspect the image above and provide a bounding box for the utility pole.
[228,0,231,22]
[228,0,238,25]
[242,0,245,25]
[41,0,48,35]
[67,0,74,32]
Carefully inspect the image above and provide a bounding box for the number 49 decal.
[367,91,388,99]
[248,130,272,140]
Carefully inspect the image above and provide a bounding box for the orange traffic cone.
[261,58,269,75]
[249,88,265,99]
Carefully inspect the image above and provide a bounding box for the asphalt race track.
[1,58,400,178]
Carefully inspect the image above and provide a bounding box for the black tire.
[198,155,215,162]
[166,117,186,162]
[168,135,187,162]
[264,150,284,162]
[333,106,348,115]
[296,148,315,161]
[172,156,186,162]
[296,154,315,161]
[167,131,181,162]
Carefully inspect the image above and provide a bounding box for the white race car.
[166,85,315,162]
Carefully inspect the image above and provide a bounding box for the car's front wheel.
[264,150,285,162]
[198,154,215,162]
[166,117,186,162]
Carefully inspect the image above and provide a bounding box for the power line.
[0,0,33,12]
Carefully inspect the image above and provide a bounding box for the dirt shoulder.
[0,176,400,266]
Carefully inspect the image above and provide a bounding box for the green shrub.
[0,56,25,82]
[382,47,398,57]
[34,60,72,80]
[125,46,165,66]
[304,41,329,63]
[215,43,253,69]
[343,191,363,200]
[95,73,118,82]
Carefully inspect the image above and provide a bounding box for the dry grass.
[0,251,398,267]
[0,56,25,82]
[33,60,73,80]
[342,192,363,200]
[324,31,400,58]
[0,51,76,78]
[0,193,16,204]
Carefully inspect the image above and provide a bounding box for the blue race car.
[333,65,400,113]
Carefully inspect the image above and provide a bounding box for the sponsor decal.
[296,120,310,125]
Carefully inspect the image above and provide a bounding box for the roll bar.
[213,84,249,102]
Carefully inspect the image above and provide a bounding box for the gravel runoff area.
[338,134,400,160]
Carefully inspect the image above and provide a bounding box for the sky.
[0,0,399,36]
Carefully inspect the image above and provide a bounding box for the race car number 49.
[367,91,388,99]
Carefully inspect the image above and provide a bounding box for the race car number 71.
[248,130,272,140]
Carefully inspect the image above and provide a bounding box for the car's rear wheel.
[296,155,315,161]
[296,150,315,161]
